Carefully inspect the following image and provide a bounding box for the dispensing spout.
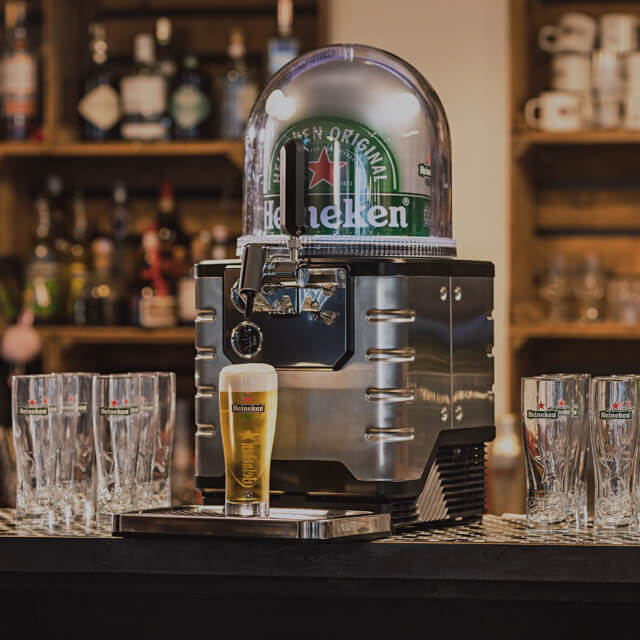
[238,138,307,318]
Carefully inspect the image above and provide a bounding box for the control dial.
[230,321,263,359]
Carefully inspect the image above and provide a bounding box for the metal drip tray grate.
[382,514,640,546]
[114,506,391,540]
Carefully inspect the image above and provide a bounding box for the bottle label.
[267,39,299,76]
[121,121,166,141]
[264,116,431,237]
[139,295,176,328]
[121,75,166,117]
[170,85,211,129]
[78,84,121,131]
[2,52,36,115]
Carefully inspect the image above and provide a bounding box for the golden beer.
[218,364,278,516]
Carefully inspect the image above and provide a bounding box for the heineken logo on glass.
[232,403,265,414]
[526,400,570,419]
[99,399,139,416]
[18,398,56,416]
[600,401,633,420]
[265,116,431,237]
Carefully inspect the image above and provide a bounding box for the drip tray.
[113,506,391,541]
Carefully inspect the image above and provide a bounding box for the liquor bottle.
[110,181,139,321]
[120,33,169,141]
[219,29,258,139]
[267,0,299,79]
[76,236,126,325]
[135,224,177,328]
[67,191,89,324]
[45,174,72,321]
[178,230,211,325]
[170,55,212,139]
[78,23,121,140]
[24,197,59,323]
[155,17,177,81]
[1,1,38,141]
[156,181,188,283]
[211,223,230,260]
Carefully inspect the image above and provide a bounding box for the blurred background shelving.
[510,0,640,414]
[0,0,327,504]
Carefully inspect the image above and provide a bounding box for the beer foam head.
[219,363,278,393]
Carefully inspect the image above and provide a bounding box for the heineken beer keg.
[240,44,455,257]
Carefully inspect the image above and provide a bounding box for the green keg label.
[265,116,431,236]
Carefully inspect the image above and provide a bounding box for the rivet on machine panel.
[453,286,462,302]
[439,286,447,301]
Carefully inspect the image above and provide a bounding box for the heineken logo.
[99,399,138,416]
[62,401,88,414]
[265,116,431,237]
[526,400,570,420]
[600,401,633,420]
[232,403,265,414]
[19,398,56,416]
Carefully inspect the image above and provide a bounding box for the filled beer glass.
[218,363,278,517]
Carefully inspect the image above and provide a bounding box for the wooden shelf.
[37,325,194,344]
[513,129,640,158]
[0,140,245,167]
[511,322,640,350]
[36,325,194,371]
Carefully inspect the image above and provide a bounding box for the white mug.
[624,93,640,128]
[539,12,597,54]
[592,50,623,97]
[552,53,591,92]
[625,51,640,95]
[524,91,583,131]
[595,95,622,128]
[600,13,639,53]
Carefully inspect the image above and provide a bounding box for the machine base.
[198,426,494,531]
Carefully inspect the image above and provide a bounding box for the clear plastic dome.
[240,44,455,258]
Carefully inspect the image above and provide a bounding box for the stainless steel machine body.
[195,258,494,527]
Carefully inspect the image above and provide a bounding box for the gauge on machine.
[230,321,263,359]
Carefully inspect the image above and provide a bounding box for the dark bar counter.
[1,509,639,639]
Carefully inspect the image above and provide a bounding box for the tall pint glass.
[218,363,278,517]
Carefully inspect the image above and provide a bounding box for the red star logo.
[308,147,346,189]
[613,402,620,409]
[124,398,129,405]
[29,400,35,406]
[558,399,565,407]
[111,400,117,406]
[244,395,252,402]
[627,400,632,407]
[43,397,47,405]
[538,402,544,409]
[68,395,74,402]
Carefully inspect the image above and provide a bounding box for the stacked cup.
[531,11,640,130]
[12,371,176,533]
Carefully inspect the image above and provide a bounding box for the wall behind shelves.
[329,0,510,417]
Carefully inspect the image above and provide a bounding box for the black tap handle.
[280,138,307,237]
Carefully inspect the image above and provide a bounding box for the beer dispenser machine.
[193,43,495,530]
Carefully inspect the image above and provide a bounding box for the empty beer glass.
[93,374,141,530]
[219,363,278,517]
[151,372,175,508]
[565,373,590,528]
[522,375,574,531]
[58,373,95,529]
[11,374,61,529]
[135,373,159,509]
[591,376,638,530]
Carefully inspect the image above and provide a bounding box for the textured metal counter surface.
[0,508,639,587]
